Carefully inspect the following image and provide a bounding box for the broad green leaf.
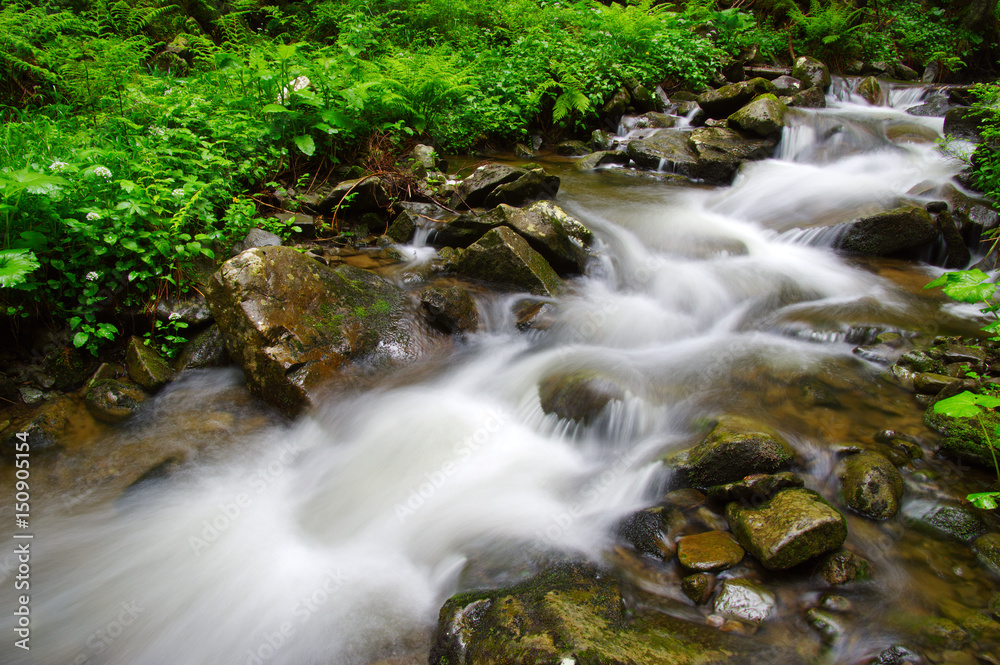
[293,134,316,156]
[262,103,289,113]
[0,249,41,288]
[925,269,996,303]
[933,390,1000,418]
[967,492,1000,509]
[17,231,48,251]
[73,331,89,348]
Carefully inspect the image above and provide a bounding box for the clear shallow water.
[2,81,997,665]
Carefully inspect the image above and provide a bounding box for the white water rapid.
[0,80,985,665]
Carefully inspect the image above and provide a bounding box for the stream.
[2,79,999,665]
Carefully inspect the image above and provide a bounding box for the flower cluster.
[172,188,185,198]
[93,166,112,180]
[85,271,100,281]
[49,160,68,172]
[86,212,101,221]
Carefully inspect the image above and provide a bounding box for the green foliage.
[786,0,868,65]
[967,83,1000,204]
[933,391,1000,508]
[0,249,40,288]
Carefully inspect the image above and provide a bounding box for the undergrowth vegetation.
[0,0,998,355]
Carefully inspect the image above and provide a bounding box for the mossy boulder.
[1,395,76,454]
[538,370,624,424]
[450,226,564,296]
[125,336,174,391]
[484,168,561,208]
[923,403,1000,470]
[686,127,778,184]
[386,210,418,243]
[792,56,831,90]
[175,324,229,371]
[972,533,1000,576]
[726,488,848,570]
[41,347,93,390]
[671,415,797,489]
[419,285,479,334]
[791,86,826,109]
[575,150,631,172]
[626,130,699,172]
[85,379,148,423]
[697,77,777,119]
[902,500,987,543]
[857,76,884,105]
[836,205,939,258]
[727,94,788,138]
[836,450,904,520]
[205,246,413,415]
[450,163,528,209]
[706,472,804,504]
[676,531,745,572]
[429,562,788,665]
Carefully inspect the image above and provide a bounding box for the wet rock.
[514,300,558,331]
[154,295,213,326]
[671,415,796,489]
[837,450,904,520]
[617,506,680,558]
[626,129,699,172]
[406,143,447,173]
[40,346,93,391]
[430,562,784,665]
[555,140,590,156]
[687,127,777,184]
[574,150,631,172]
[125,336,174,391]
[805,608,845,645]
[914,372,963,394]
[206,246,413,415]
[919,617,969,650]
[727,94,788,138]
[792,56,831,90]
[538,370,623,424]
[386,210,418,244]
[483,168,560,208]
[705,472,804,505]
[1,396,75,454]
[836,205,939,258]
[858,76,884,105]
[451,227,564,296]
[664,488,707,510]
[942,345,986,366]
[791,86,826,108]
[589,129,615,151]
[896,349,938,374]
[936,210,972,269]
[602,86,631,119]
[315,176,391,215]
[19,386,45,404]
[944,107,983,143]
[84,379,148,423]
[513,142,534,158]
[871,645,921,664]
[902,501,987,543]
[817,548,873,586]
[419,285,479,334]
[175,324,229,371]
[433,210,505,248]
[230,227,282,256]
[973,532,1000,575]
[799,376,841,407]
[681,573,715,605]
[713,579,775,624]
[676,531,744,572]
[726,488,848,570]
[770,76,802,95]
[630,112,676,129]
[697,78,777,119]
[820,594,852,613]
[924,403,1000,470]
[449,163,528,209]
[907,95,954,117]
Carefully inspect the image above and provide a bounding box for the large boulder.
[315,176,392,214]
[857,76,884,105]
[205,246,413,414]
[697,78,777,119]
[835,205,939,258]
[450,226,564,296]
[727,94,788,138]
[670,415,797,489]
[792,56,831,89]
[626,129,699,172]
[944,107,983,143]
[430,562,787,665]
[483,168,561,208]
[687,127,778,184]
[450,163,528,209]
[726,488,848,570]
[836,450,904,520]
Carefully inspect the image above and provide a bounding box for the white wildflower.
[150,126,166,137]
[93,166,112,180]
[85,271,99,281]
[168,312,182,321]
[172,188,185,197]
[86,212,101,221]
[49,160,68,172]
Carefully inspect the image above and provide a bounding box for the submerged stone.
[726,488,847,570]
[805,608,845,645]
[681,573,715,605]
[973,532,1000,575]
[676,531,744,572]
[85,379,148,423]
[902,501,987,543]
[538,370,624,425]
[575,150,631,172]
[836,205,939,258]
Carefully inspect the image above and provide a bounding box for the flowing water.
[3,80,999,665]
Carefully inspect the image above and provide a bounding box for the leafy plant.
[0,249,40,288]
[933,391,1000,509]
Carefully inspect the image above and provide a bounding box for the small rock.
[125,336,175,391]
[85,379,148,423]
[713,579,775,624]
[837,450,904,520]
[871,645,921,664]
[154,295,213,326]
[616,506,680,558]
[676,531,745,572]
[726,488,848,570]
[903,501,987,543]
[589,129,615,151]
[919,617,968,650]
[513,142,534,158]
[972,532,1000,575]
[792,56,831,89]
[706,472,804,505]
[574,150,631,172]
[819,595,852,613]
[19,386,45,405]
[555,140,591,156]
[419,285,479,334]
[386,210,418,244]
[230,227,282,256]
[681,573,715,605]
[914,372,963,394]
[857,76,884,105]
[175,324,230,371]
[815,548,872,585]
[805,607,845,644]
